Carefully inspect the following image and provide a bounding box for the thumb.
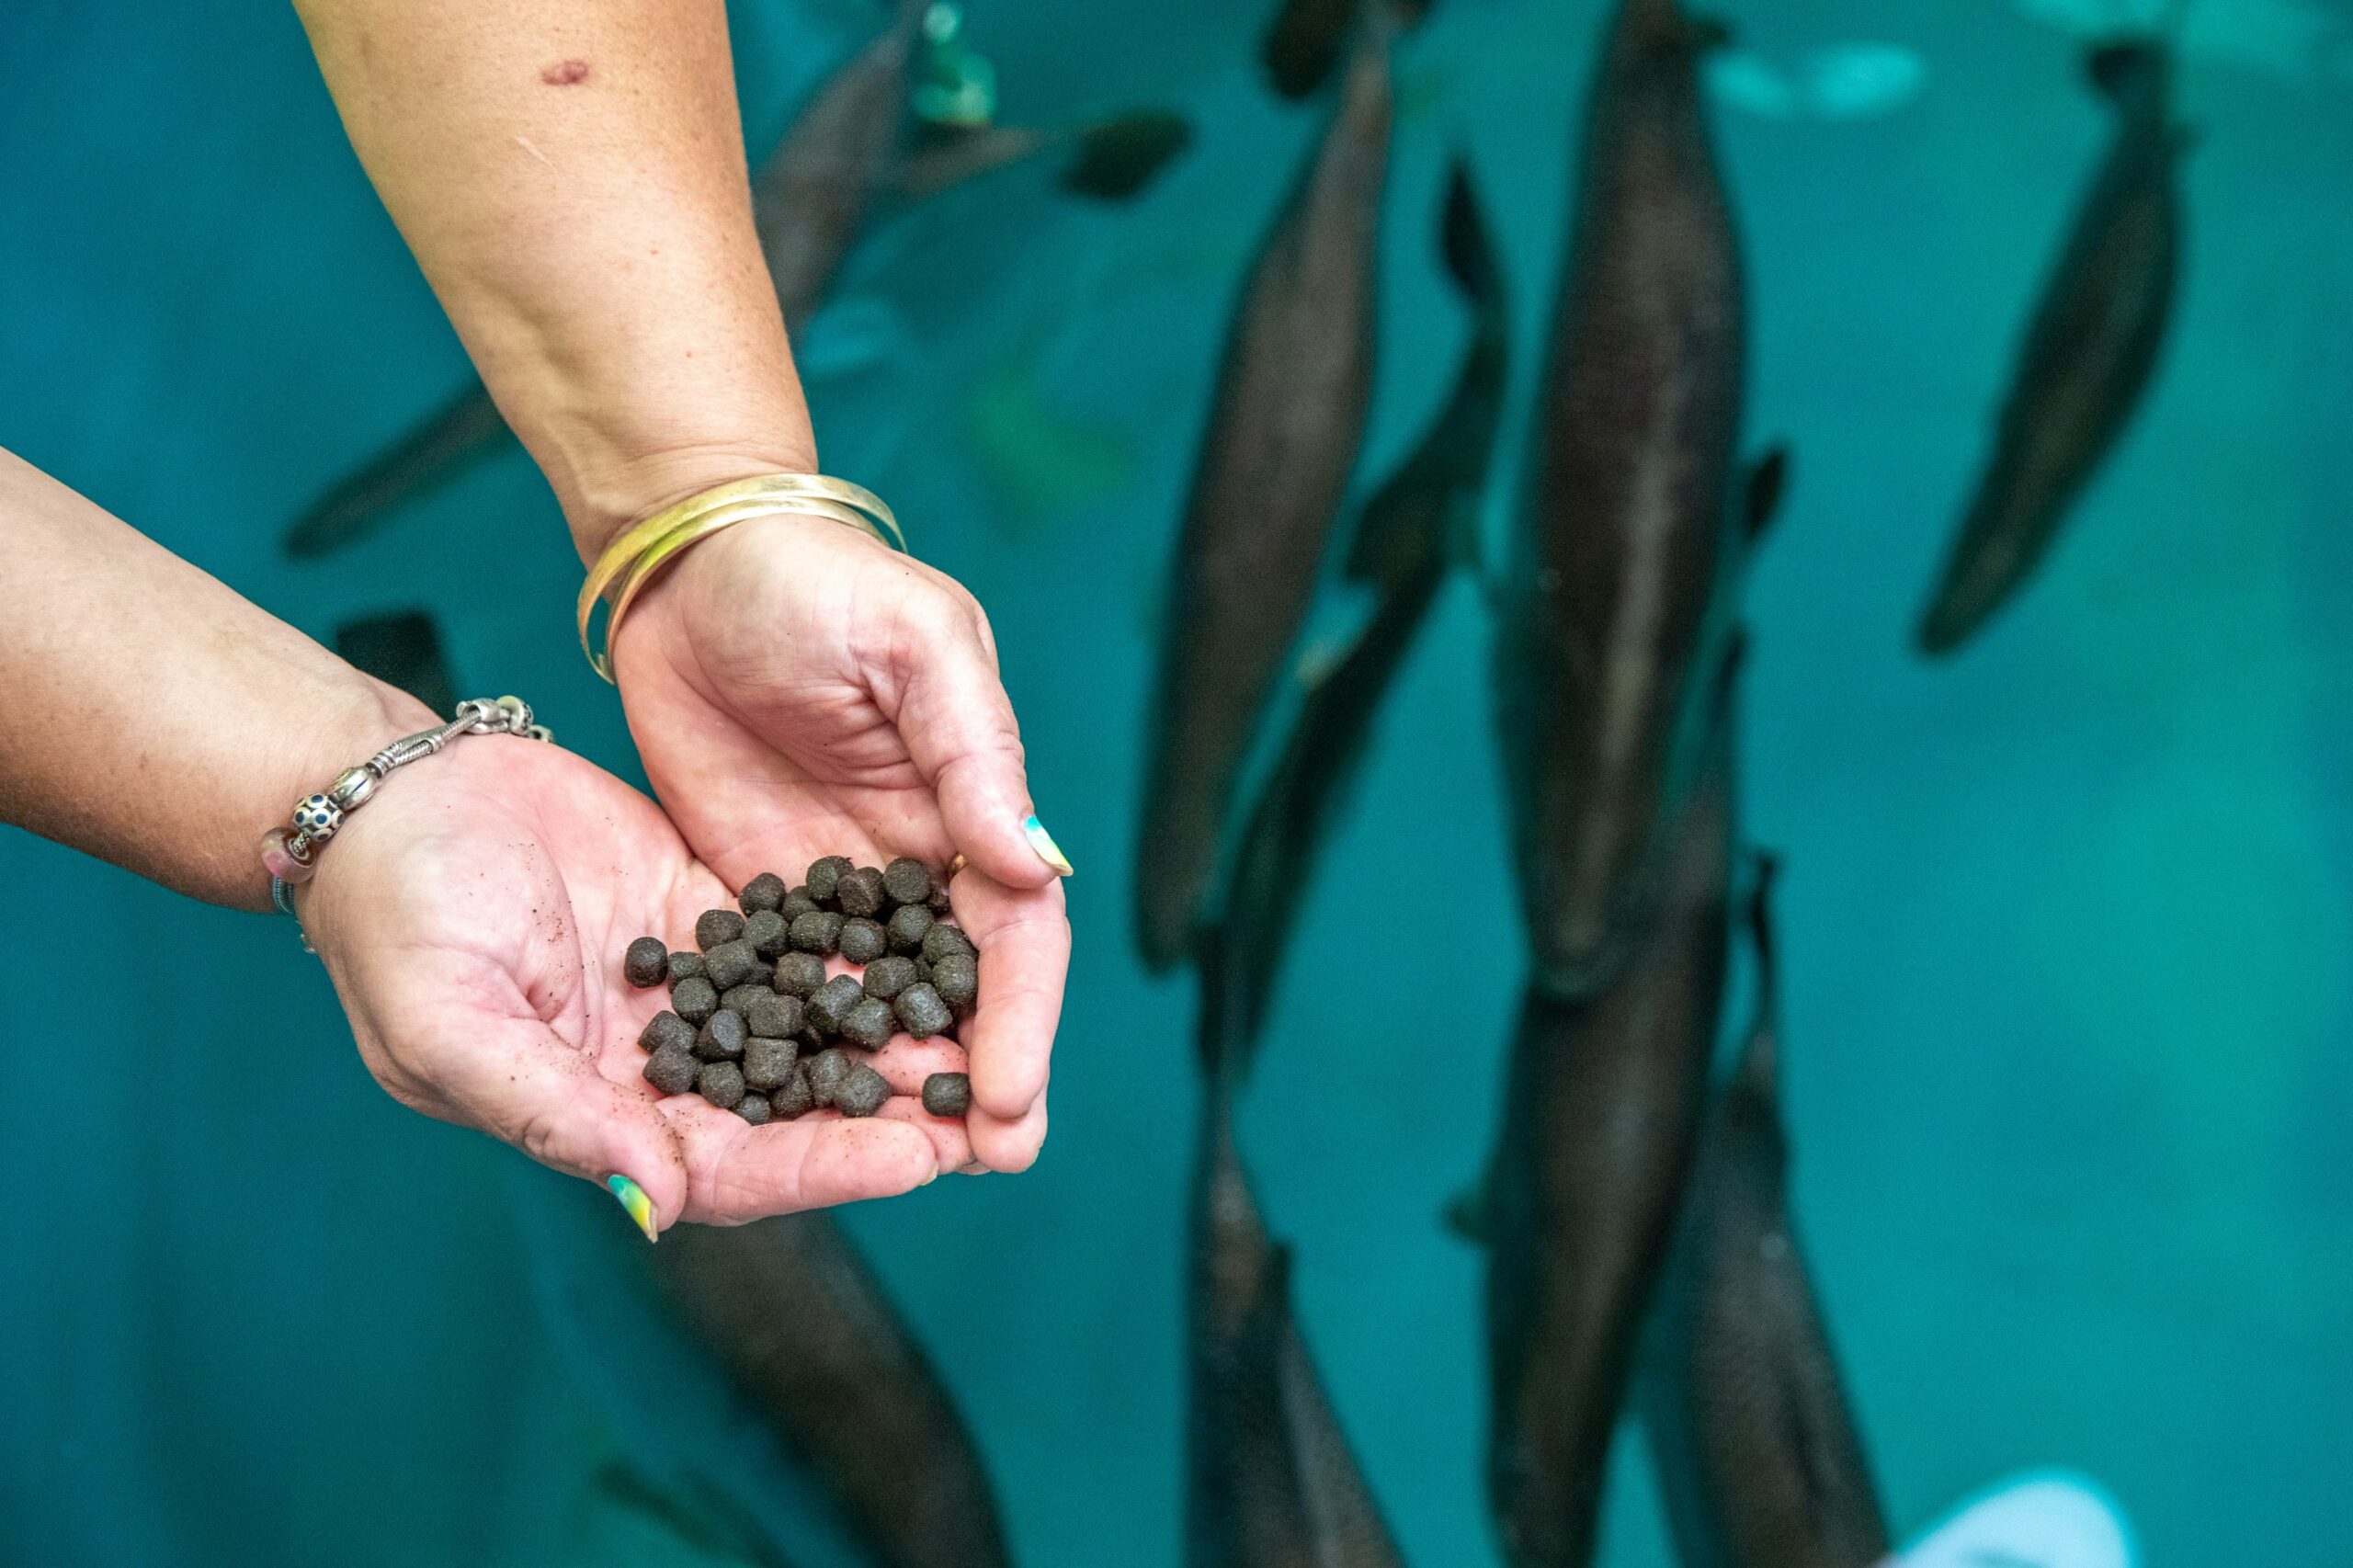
[891,589,1073,888]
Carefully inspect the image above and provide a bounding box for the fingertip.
[967,1095,1047,1175]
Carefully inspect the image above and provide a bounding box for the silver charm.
[328,766,378,810]
[290,793,344,841]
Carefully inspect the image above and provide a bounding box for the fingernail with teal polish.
[1023,814,1074,877]
[606,1174,659,1243]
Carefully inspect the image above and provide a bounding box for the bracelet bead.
[291,793,345,841]
[329,766,378,810]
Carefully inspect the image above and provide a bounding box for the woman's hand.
[606,512,1070,1176]
[299,728,984,1233]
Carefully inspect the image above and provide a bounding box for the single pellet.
[744,992,802,1040]
[894,983,953,1040]
[639,1010,697,1057]
[696,1007,747,1062]
[643,1045,700,1096]
[923,923,978,966]
[834,1062,892,1118]
[737,1094,774,1126]
[863,954,918,1001]
[842,997,896,1051]
[738,872,789,915]
[838,917,887,967]
[670,975,720,1027]
[883,857,934,907]
[721,983,770,1017]
[743,1035,800,1093]
[696,908,747,950]
[886,903,933,955]
[927,882,952,914]
[780,889,820,926]
[806,973,867,1037]
[667,951,706,984]
[697,1059,746,1110]
[772,950,827,997]
[805,856,853,904]
[836,866,887,918]
[805,1048,852,1108]
[930,951,979,1014]
[789,910,845,956]
[772,1063,816,1119]
[623,937,669,988]
[743,908,790,960]
[921,1072,972,1118]
[703,938,761,992]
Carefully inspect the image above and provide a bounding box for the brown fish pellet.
[667,951,705,984]
[743,992,801,1040]
[738,872,788,915]
[927,881,953,914]
[780,888,820,926]
[670,975,720,1027]
[639,1010,697,1057]
[894,983,953,1040]
[862,954,918,1001]
[696,908,746,950]
[743,1034,799,1092]
[805,973,867,1037]
[886,903,933,955]
[789,910,844,956]
[921,1072,972,1118]
[930,951,979,1014]
[883,857,933,907]
[737,1094,774,1125]
[624,937,669,988]
[842,997,896,1051]
[697,1060,746,1110]
[743,908,790,959]
[836,866,887,918]
[721,983,770,1017]
[696,1008,747,1062]
[703,938,760,992]
[923,923,978,966]
[838,917,888,967]
[771,950,826,997]
[805,1048,852,1108]
[772,1062,816,1119]
[805,856,853,904]
[834,1062,892,1118]
[643,1045,699,1096]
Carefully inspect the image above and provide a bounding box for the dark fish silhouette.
[333,608,458,716]
[1496,0,1769,999]
[1640,861,1890,1568]
[1259,0,1434,99]
[1204,160,1508,1062]
[1482,653,1738,1568]
[655,1213,1014,1568]
[1915,38,2188,655]
[284,3,1188,559]
[1135,11,1396,971]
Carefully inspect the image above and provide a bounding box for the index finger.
[943,865,1068,1172]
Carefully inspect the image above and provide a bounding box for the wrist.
[247,677,441,915]
[563,438,822,566]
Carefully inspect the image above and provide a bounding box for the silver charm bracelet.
[261,696,552,936]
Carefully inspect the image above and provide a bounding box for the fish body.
[1496,0,1750,998]
[1916,39,2186,654]
[1136,16,1395,970]
[1188,1090,1408,1568]
[655,1213,1014,1568]
[1206,161,1507,1058]
[1640,868,1889,1568]
[1483,665,1737,1568]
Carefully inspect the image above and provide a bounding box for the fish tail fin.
[2086,38,2166,104]
[1260,0,1432,99]
[1734,849,1783,1105]
[1061,109,1194,200]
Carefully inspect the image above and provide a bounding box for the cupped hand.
[299,729,983,1233]
[607,512,1070,1174]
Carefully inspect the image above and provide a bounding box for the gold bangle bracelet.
[576,472,904,681]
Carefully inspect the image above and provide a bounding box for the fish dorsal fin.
[1735,850,1784,1107]
[1062,109,1194,200]
[1744,443,1791,545]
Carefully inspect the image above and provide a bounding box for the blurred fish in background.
[334,608,459,716]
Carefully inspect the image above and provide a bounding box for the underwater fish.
[1258,0,1436,98]
[1135,9,1396,971]
[895,109,1194,202]
[333,608,459,717]
[1915,37,2187,655]
[1495,0,1771,999]
[654,1214,1014,1568]
[1202,160,1508,1060]
[1481,651,1739,1568]
[1640,859,1890,1568]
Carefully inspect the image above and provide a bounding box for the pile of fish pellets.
[622,855,976,1126]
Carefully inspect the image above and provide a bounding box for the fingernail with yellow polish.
[1023,814,1074,877]
[606,1174,659,1242]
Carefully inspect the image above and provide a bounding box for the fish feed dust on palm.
[623,856,983,1122]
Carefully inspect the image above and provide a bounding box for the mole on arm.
[540,58,590,85]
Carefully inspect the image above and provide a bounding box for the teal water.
[1,1,2347,1563]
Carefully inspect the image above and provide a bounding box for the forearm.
[293,0,817,558]
[0,449,435,909]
